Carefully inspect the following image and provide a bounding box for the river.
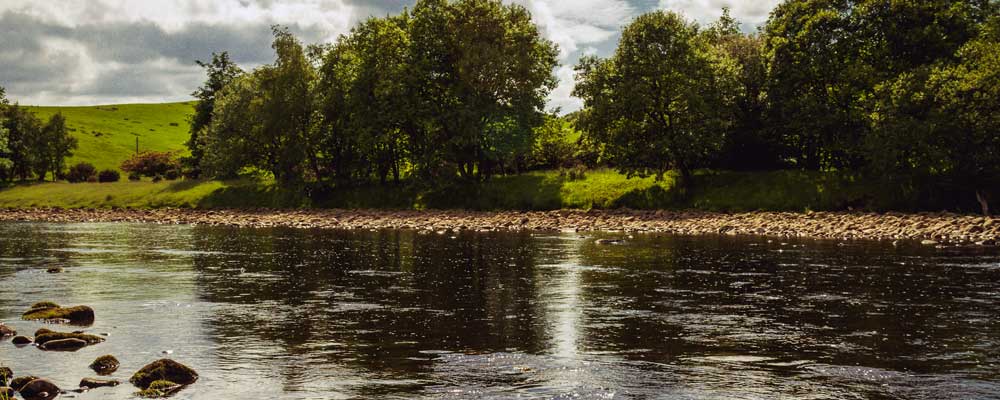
[1,222,998,399]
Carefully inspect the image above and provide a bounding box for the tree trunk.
[976,190,990,216]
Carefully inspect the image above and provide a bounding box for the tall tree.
[35,113,77,181]
[574,11,734,186]
[408,0,558,181]
[0,105,43,181]
[201,27,315,187]
[188,52,243,177]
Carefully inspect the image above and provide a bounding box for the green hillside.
[26,102,195,171]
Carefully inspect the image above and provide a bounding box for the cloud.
[658,0,782,29]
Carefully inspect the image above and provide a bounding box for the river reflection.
[0,223,998,399]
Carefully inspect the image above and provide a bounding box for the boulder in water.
[90,355,121,375]
[46,267,63,274]
[0,324,15,337]
[22,302,95,325]
[135,380,183,398]
[35,330,104,346]
[40,338,89,351]
[12,335,33,345]
[130,359,198,389]
[9,376,39,392]
[79,377,120,389]
[18,379,60,400]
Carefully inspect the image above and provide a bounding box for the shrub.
[97,169,120,183]
[128,172,141,181]
[121,151,181,178]
[66,162,97,183]
[152,175,163,183]
[164,169,180,181]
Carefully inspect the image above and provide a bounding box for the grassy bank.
[0,169,872,212]
[25,102,194,171]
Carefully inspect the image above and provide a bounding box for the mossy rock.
[90,355,121,375]
[0,324,15,337]
[33,328,53,337]
[9,376,39,391]
[22,303,95,325]
[40,338,89,352]
[130,359,198,389]
[79,377,120,389]
[34,331,105,346]
[135,380,181,398]
[18,378,60,400]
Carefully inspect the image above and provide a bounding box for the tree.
[34,113,77,180]
[188,52,243,177]
[121,151,181,178]
[201,27,316,187]
[574,11,734,186]
[408,0,558,181]
[0,104,43,181]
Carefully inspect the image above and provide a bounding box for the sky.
[0,0,781,112]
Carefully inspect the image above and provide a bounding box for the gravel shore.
[0,208,996,245]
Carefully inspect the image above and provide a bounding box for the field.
[25,102,194,171]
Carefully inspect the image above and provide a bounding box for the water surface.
[1,223,998,399]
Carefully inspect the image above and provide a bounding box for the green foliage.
[121,151,180,178]
[98,169,121,183]
[574,11,732,185]
[66,162,97,183]
[188,52,242,176]
[530,115,579,170]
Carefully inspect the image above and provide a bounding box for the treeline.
[185,0,999,212]
[573,1,999,212]
[0,87,77,182]
[187,0,559,188]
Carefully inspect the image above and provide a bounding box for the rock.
[0,367,11,386]
[46,267,64,274]
[90,355,121,375]
[920,239,939,246]
[34,330,105,346]
[130,359,198,389]
[9,376,40,392]
[18,379,60,400]
[11,335,33,345]
[79,377,120,389]
[135,380,184,398]
[0,387,13,398]
[34,328,53,337]
[22,303,95,325]
[0,324,15,337]
[594,238,624,245]
[40,338,89,351]
[977,239,996,246]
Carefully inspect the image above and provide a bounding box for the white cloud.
[658,0,781,29]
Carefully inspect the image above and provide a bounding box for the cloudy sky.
[0,0,781,112]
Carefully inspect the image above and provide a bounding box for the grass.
[25,102,194,171]
[0,169,871,212]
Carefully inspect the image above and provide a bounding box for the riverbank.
[0,208,995,245]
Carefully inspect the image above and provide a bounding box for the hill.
[25,102,195,171]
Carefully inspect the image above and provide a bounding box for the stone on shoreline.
[130,359,198,389]
[22,303,95,325]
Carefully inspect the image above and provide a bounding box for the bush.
[128,172,141,181]
[97,169,120,183]
[121,151,181,178]
[152,175,163,183]
[164,169,180,181]
[66,162,97,183]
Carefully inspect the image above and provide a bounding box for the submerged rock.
[79,377,120,389]
[12,335,33,345]
[22,302,95,325]
[40,338,89,351]
[594,238,625,245]
[90,355,121,375]
[18,378,60,400]
[130,359,198,389]
[46,267,64,274]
